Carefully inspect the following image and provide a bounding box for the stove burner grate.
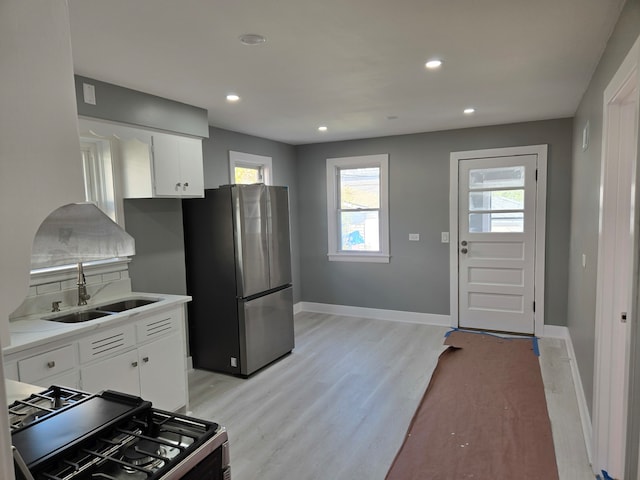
[8,386,92,432]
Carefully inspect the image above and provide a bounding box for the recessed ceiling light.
[425,59,442,69]
[239,34,266,46]
[318,126,328,132]
[226,94,240,102]
[463,107,475,114]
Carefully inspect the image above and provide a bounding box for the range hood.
[30,203,135,268]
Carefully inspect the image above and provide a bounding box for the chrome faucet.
[77,262,91,306]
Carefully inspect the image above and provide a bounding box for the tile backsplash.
[10,259,132,320]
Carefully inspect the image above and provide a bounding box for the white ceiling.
[67,0,625,145]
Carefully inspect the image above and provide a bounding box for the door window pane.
[469,190,524,211]
[469,213,524,233]
[340,210,379,251]
[469,166,525,189]
[339,167,380,209]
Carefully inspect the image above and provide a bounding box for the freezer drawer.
[238,286,294,376]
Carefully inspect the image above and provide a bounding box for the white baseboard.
[542,324,593,466]
[296,301,451,327]
[293,302,303,315]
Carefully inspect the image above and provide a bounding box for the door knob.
[461,240,468,246]
[460,248,468,254]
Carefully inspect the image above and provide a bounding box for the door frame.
[449,145,548,336]
[593,34,640,479]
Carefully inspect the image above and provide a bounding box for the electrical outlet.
[441,232,450,243]
[582,254,587,268]
[230,357,237,367]
[409,233,420,241]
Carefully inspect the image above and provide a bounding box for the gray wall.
[75,75,208,138]
[566,0,640,473]
[124,199,188,295]
[567,0,640,416]
[296,118,573,325]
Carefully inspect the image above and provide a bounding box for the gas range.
[9,386,230,480]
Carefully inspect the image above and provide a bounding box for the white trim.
[326,154,390,263]
[298,301,451,327]
[229,150,273,185]
[542,325,594,467]
[293,302,304,315]
[326,253,390,263]
[593,34,640,478]
[449,145,548,336]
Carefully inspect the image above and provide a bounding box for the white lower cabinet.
[17,344,79,389]
[139,332,186,411]
[4,361,18,381]
[78,306,187,411]
[80,332,186,411]
[81,349,140,397]
[7,303,188,412]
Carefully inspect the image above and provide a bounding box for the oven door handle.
[12,446,36,480]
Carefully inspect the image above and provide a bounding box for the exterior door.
[457,154,538,334]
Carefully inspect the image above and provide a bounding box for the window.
[229,151,272,185]
[326,154,389,262]
[468,166,525,233]
[80,135,123,225]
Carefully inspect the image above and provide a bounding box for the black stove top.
[10,387,226,480]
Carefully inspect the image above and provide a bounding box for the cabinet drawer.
[5,362,19,381]
[79,324,136,364]
[136,309,179,342]
[29,370,80,390]
[18,345,75,383]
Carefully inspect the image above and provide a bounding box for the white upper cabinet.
[151,134,204,197]
[78,118,204,199]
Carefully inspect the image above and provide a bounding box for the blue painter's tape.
[600,470,614,480]
[532,337,540,356]
[444,328,458,338]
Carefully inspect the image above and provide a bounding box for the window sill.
[327,253,390,263]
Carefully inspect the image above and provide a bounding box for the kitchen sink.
[43,298,160,323]
[95,298,158,313]
[47,310,112,324]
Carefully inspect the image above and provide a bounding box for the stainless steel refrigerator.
[182,184,294,376]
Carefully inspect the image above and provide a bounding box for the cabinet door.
[138,332,186,411]
[151,134,182,196]
[177,137,204,197]
[81,350,140,397]
[29,370,80,390]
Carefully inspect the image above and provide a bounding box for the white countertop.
[5,379,43,404]
[4,292,191,356]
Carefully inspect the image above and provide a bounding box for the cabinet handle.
[131,361,138,367]
[47,361,55,369]
[176,182,182,189]
[183,182,189,190]
[142,356,149,363]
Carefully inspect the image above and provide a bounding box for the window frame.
[326,154,390,263]
[229,151,273,185]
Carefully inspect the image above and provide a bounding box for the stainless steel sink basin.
[43,298,160,323]
[96,298,158,313]
[47,310,113,324]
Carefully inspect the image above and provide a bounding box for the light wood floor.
[188,312,593,480]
